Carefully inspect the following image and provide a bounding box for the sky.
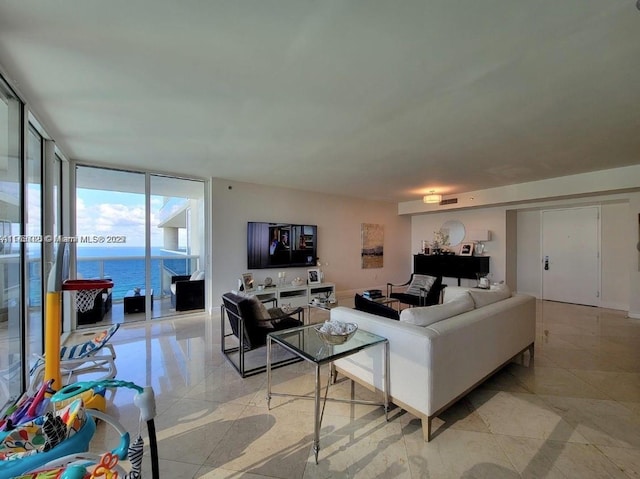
[76,188,165,247]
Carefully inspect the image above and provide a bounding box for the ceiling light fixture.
[423,191,442,204]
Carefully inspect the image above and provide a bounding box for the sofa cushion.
[399,292,474,327]
[406,274,437,296]
[468,284,512,308]
[354,294,399,320]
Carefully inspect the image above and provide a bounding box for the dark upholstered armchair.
[221,292,304,377]
[77,288,112,325]
[387,274,446,308]
[171,274,205,311]
[354,294,400,320]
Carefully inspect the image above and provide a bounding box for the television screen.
[247,222,317,269]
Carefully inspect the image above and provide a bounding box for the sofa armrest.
[424,294,536,415]
[331,307,435,416]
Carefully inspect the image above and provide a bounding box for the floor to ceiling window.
[151,174,206,314]
[0,76,24,405]
[75,166,206,326]
[25,126,43,376]
[75,166,147,324]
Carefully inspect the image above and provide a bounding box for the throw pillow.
[246,296,272,321]
[423,275,444,306]
[468,284,512,308]
[189,270,201,281]
[406,274,437,296]
[195,271,205,281]
[400,292,474,327]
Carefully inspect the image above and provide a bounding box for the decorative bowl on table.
[291,277,305,287]
[314,321,358,345]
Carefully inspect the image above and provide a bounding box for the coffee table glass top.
[267,324,386,364]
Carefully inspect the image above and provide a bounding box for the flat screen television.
[247,222,317,269]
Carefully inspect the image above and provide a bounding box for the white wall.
[515,200,630,310]
[411,207,507,287]
[411,193,639,314]
[211,178,411,304]
[516,210,541,296]
[628,193,640,319]
[601,202,631,310]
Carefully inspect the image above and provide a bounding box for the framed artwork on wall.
[361,223,384,269]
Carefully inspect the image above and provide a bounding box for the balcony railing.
[22,253,200,307]
[76,253,200,301]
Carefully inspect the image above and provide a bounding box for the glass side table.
[266,324,389,464]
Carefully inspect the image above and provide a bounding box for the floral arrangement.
[432,229,450,250]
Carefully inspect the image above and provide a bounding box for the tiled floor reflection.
[72,300,640,478]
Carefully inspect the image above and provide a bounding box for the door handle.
[544,256,549,271]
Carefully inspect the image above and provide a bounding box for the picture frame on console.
[241,273,255,291]
[307,268,321,284]
[459,243,474,256]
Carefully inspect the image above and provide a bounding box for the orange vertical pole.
[44,291,62,392]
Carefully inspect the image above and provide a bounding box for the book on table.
[363,289,383,299]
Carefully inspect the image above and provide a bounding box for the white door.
[541,206,600,306]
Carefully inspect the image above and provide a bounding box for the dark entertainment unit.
[414,254,490,286]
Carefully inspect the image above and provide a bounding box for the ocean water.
[77,246,191,301]
[29,246,192,305]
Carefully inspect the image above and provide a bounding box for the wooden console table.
[413,254,490,286]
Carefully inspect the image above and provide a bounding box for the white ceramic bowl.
[314,323,358,345]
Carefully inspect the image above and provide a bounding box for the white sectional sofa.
[332,286,536,441]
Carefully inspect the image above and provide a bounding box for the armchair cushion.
[189,270,205,281]
[406,274,437,296]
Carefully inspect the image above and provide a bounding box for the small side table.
[267,324,389,464]
[306,300,339,324]
[124,289,154,314]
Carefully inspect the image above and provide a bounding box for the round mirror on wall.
[441,220,465,246]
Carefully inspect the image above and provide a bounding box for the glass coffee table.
[266,324,389,464]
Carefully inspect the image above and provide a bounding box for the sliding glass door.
[75,166,206,326]
[25,126,43,378]
[75,166,147,324]
[0,77,23,405]
[150,175,205,314]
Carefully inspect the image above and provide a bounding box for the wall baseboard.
[599,301,629,312]
[515,290,541,299]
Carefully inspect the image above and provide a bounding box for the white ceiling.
[1,1,639,203]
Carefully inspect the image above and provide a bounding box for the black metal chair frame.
[386,274,445,308]
[221,293,304,378]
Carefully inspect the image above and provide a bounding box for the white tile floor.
[77,299,640,478]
